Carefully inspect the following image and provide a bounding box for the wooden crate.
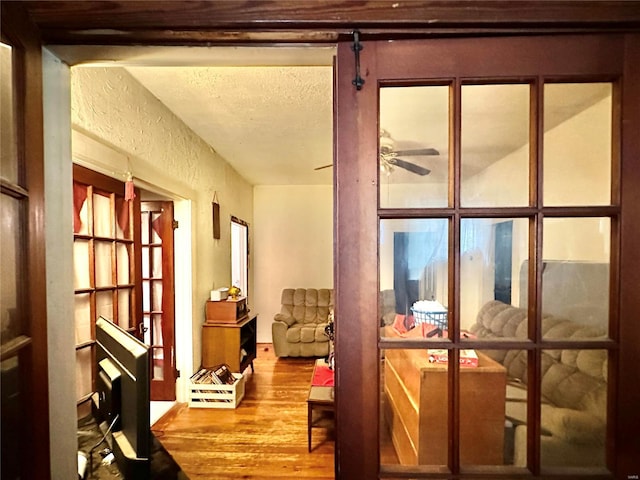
[188,373,245,409]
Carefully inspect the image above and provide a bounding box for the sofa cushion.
[285,324,330,344]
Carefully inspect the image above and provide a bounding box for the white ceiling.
[59,45,611,187]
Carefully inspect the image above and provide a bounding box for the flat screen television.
[95,317,150,478]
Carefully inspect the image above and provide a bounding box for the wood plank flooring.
[152,345,335,479]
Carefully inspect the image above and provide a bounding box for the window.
[231,217,249,299]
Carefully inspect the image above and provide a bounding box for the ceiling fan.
[314,129,439,176]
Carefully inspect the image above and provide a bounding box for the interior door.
[141,201,177,401]
[334,34,640,479]
[0,4,50,478]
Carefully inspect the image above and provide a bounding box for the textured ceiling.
[126,65,333,185]
[61,46,610,188]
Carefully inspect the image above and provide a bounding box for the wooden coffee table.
[307,359,335,452]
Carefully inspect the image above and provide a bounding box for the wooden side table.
[307,359,335,452]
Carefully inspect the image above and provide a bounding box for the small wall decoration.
[212,192,220,239]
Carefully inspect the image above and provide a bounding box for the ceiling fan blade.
[393,148,440,156]
[390,158,431,176]
[314,164,333,171]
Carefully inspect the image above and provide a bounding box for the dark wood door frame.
[5,2,640,478]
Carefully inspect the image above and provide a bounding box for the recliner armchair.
[272,288,333,357]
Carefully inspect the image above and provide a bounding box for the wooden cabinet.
[202,315,257,373]
[384,349,506,465]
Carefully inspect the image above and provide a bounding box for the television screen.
[96,317,150,478]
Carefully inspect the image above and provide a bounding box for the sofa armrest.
[540,405,605,445]
[274,313,295,326]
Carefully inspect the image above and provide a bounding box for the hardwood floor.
[152,345,335,479]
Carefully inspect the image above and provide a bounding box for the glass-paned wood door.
[141,201,176,401]
[334,34,639,479]
[73,164,141,411]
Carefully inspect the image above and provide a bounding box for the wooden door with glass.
[141,201,177,401]
[335,34,638,479]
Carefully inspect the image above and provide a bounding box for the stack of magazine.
[191,364,237,386]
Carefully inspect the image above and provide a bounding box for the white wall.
[253,185,333,342]
[43,47,77,480]
[71,67,254,394]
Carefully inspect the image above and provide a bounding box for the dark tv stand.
[78,414,187,479]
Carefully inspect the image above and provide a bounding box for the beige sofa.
[272,288,333,357]
[469,300,607,467]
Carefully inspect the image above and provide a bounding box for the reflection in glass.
[460,218,529,338]
[379,86,449,208]
[542,218,610,336]
[458,349,508,466]
[1,195,20,343]
[379,219,448,340]
[380,348,449,465]
[461,84,530,207]
[544,83,612,206]
[1,42,18,183]
[540,349,606,468]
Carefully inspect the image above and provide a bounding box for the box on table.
[205,297,247,323]
[427,349,479,367]
[188,372,245,408]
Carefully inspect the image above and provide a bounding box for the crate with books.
[188,364,245,409]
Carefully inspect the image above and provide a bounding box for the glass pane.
[74,293,92,344]
[379,219,449,340]
[542,218,609,337]
[544,83,612,206]
[461,218,529,340]
[152,281,163,312]
[117,289,131,329]
[76,347,93,399]
[93,192,112,237]
[461,84,530,207]
[74,183,90,235]
[540,349,606,468]
[116,243,130,285]
[380,348,449,465]
[1,356,24,478]
[143,281,150,312]
[152,246,162,278]
[151,212,162,243]
[96,291,114,321]
[141,211,150,244]
[115,197,130,240]
[94,241,113,288]
[1,195,21,343]
[1,43,18,183]
[379,86,449,208]
[142,246,150,278]
[143,313,151,344]
[153,346,164,381]
[73,240,91,289]
[458,349,509,466]
[152,313,163,346]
